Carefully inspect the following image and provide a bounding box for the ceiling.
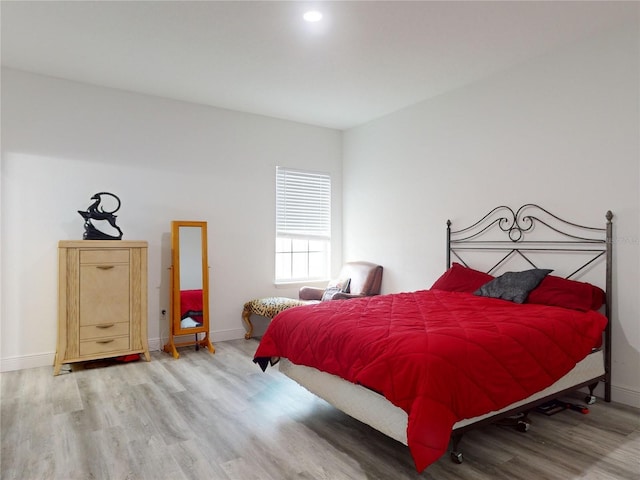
[1,1,634,130]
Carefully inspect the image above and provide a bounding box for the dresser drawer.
[80,249,130,264]
[80,322,130,340]
[80,336,130,356]
[79,264,130,326]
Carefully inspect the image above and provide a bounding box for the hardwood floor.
[2,339,638,479]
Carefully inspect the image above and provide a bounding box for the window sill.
[274,279,328,289]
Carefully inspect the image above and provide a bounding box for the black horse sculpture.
[78,192,123,240]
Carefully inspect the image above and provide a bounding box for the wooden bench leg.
[242,305,254,339]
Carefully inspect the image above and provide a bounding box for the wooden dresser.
[54,240,150,375]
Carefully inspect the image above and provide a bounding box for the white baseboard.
[148,337,162,352]
[1,328,249,373]
[611,384,640,409]
[0,352,56,373]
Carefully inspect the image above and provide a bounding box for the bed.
[253,204,613,472]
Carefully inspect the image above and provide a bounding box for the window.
[275,167,331,282]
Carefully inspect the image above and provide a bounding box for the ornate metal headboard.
[446,204,613,400]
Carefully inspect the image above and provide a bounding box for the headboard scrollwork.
[448,204,612,244]
[447,204,612,282]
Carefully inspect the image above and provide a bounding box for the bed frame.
[445,203,613,461]
[279,204,613,465]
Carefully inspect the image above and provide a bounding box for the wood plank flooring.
[1,339,638,479]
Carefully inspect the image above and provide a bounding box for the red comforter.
[253,289,607,472]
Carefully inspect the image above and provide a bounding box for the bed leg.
[515,412,532,432]
[449,433,464,464]
[585,382,599,405]
[493,411,532,432]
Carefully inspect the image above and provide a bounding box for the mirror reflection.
[179,227,204,329]
[163,220,214,359]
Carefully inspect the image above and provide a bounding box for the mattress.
[278,349,604,446]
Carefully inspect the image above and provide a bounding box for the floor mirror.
[163,220,215,358]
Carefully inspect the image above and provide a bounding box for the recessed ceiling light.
[303,11,323,22]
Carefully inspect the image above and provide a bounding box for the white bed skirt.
[278,350,605,445]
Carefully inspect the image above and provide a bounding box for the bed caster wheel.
[585,395,596,405]
[450,451,463,464]
[516,420,530,432]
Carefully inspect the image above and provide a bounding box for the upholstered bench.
[242,297,308,339]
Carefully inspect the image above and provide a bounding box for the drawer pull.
[96,339,115,344]
[96,323,115,329]
[97,265,115,270]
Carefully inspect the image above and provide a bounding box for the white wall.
[0,68,342,369]
[343,23,639,407]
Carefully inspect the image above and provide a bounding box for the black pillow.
[474,269,553,304]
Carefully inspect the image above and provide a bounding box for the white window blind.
[276,167,331,240]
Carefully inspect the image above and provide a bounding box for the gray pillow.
[474,269,553,304]
[321,286,343,301]
[321,277,351,301]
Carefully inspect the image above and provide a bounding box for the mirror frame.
[163,220,214,358]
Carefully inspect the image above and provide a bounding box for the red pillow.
[430,263,494,293]
[590,285,606,310]
[527,275,606,311]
